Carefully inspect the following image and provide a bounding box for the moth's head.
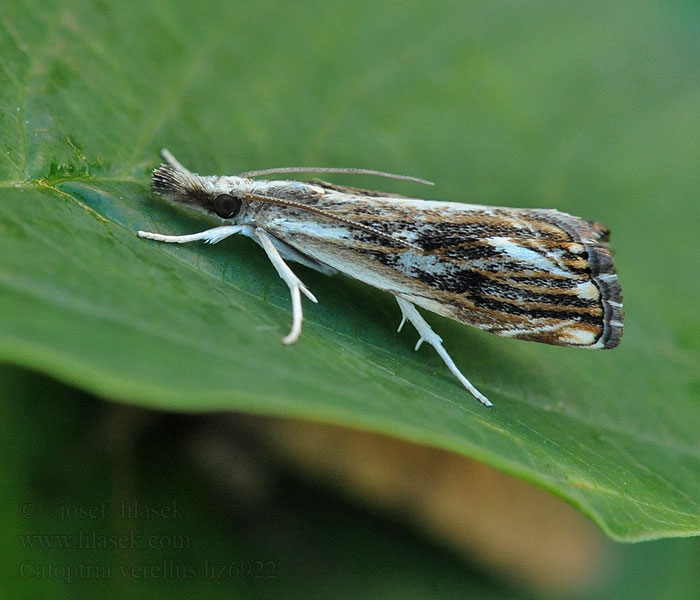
[151,164,248,221]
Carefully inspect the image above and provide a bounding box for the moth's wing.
[586,220,611,243]
[260,196,623,350]
[385,206,624,350]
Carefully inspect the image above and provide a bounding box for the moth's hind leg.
[395,297,492,407]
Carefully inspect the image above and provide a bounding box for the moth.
[138,149,623,406]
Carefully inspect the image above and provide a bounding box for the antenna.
[239,166,433,186]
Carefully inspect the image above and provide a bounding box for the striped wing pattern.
[259,188,623,349]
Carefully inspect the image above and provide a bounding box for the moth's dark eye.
[213,194,242,219]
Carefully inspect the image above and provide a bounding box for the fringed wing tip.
[585,232,624,349]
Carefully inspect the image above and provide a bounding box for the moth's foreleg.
[255,228,317,346]
[160,148,193,175]
[395,297,492,407]
[137,226,244,245]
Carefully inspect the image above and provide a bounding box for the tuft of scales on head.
[151,164,248,221]
[151,164,215,210]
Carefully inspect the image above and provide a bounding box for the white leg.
[395,297,492,407]
[255,228,317,346]
[160,148,192,175]
[137,226,243,245]
[397,315,407,332]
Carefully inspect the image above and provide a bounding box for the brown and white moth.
[138,149,623,406]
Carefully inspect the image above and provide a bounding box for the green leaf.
[1,0,699,543]
[6,365,699,599]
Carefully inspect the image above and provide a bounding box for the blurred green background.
[1,0,699,597]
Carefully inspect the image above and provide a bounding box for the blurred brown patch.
[248,416,608,596]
